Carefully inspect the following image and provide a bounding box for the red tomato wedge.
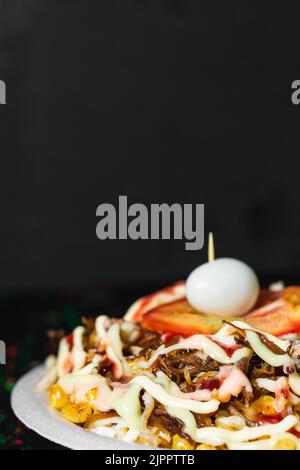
[141,299,224,336]
[140,287,300,337]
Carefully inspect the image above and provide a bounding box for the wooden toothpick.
[208,232,215,262]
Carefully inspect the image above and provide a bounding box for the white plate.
[11,365,151,450]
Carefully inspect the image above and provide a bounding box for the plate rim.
[11,365,153,451]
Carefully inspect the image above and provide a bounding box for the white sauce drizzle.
[132,375,220,414]
[228,432,297,450]
[256,377,300,406]
[232,320,290,351]
[289,373,300,396]
[195,415,298,446]
[95,316,131,379]
[245,330,291,368]
[146,334,250,367]
[72,326,87,372]
[56,338,72,378]
[51,315,300,449]
[124,283,186,322]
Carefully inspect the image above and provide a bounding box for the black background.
[1,0,300,290]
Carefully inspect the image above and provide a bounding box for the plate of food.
[11,238,300,450]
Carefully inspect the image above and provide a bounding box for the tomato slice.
[244,287,300,335]
[141,288,300,337]
[141,299,228,336]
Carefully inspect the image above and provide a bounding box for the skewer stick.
[208,232,215,262]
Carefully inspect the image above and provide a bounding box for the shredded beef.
[148,404,187,437]
[153,350,219,385]
[123,328,162,359]
[257,333,286,355]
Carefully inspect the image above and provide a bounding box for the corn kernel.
[49,385,67,410]
[85,387,98,402]
[171,434,194,450]
[273,438,297,450]
[61,402,93,424]
[251,395,277,416]
[196,444,216,450]
[127,359,145,375]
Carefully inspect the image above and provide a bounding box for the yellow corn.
[171,434,194,450]
[196,444,216,450]
[273,438,297,450]
[251,395,277,416]
[49,385,67,410]
[61,402,93,424]
[85,387,98,402]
